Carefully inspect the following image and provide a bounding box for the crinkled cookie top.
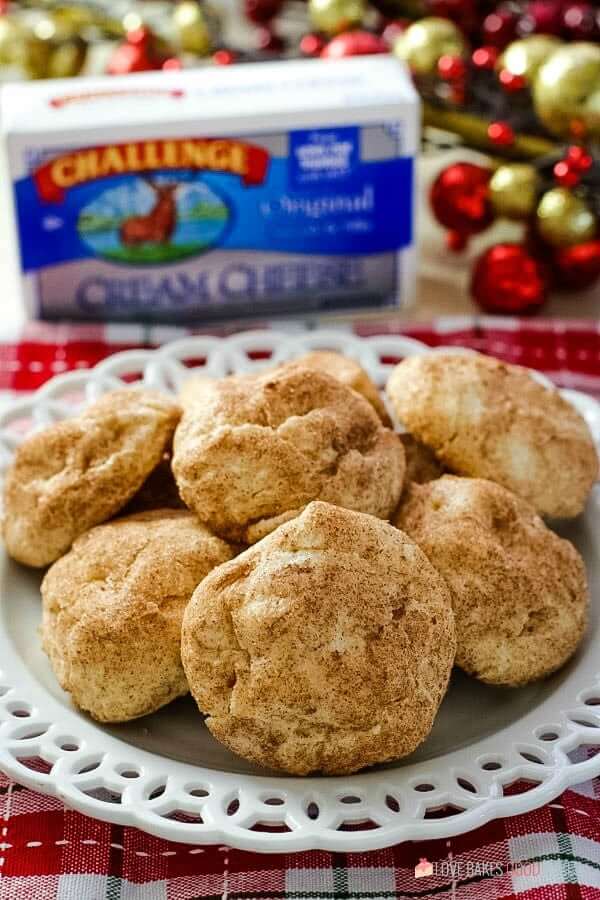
[173,366,405,543]
[386,352,598,519]
[182,500,455,775]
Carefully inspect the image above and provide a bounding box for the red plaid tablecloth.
[1,316,600,900]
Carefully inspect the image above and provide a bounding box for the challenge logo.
[34,138,270,203]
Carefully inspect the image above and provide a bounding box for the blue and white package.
[1,57,419,323]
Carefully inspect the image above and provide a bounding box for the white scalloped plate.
[2,330,600,854]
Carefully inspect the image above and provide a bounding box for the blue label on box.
[290,126,359,186]
[13,124,413,322]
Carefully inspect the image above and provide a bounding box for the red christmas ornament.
[554,240,600,290]
[471,46,499,69]
[244,0,283,24]
[213,48,237,65]
[518,0,563,36]
[553,160,580,188]
[300,32,325,56]
[566,145,593,172]
[321,30,388,58]
[437,54,466,80]
[430,162,494,238]
[471,244,548,314]
[162,57,182,71]
[482,6,518,48]
[0,1,8,14]
[487,120,515,146]
[498,68,526,92]
[424,0,479,34]
[381,20,409,46]
[446,229,468,252]
[255,25,284,52]
[107,28,162,75]
[562,3,597,39]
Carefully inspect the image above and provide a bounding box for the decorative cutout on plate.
[1,332,600,851]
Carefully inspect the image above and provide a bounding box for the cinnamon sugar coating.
[182,501,456,775]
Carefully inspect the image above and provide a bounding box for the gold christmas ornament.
[173,0,217,55]
[536,188,597,248]
[46,36,87,78]
[18,13,88,79]
[498,35,562,82]
[50,6,96,32]
[0,15,27,67]
[393,16,467,76]
[20,34,54,79]
[533,42,600,140]
[308,0,367,37]
[489,164,539,220]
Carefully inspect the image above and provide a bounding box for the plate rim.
[1,329,600,853]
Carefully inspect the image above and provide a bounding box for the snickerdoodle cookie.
[41,510,233,722]
[386,352,597,518]
[395,476,588,686]
[3,389,180,567]
[286,350,392,425]
[173,366,405,544]
[181,501,456,775]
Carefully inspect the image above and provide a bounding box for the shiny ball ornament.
[46,36,87,78]
[321,30,388,58]
[533,42,600,140]
[423,0,479,35]
[566,145,593,172]
[381,20,408,47]
[489,164,538,221]
[498,68,526,92]
[554,240,600,290]
[213,48,237,64]
[107,28,162,75]
[472,45,498,69]
[553,160,580,188]
[498,35,562,84]
[19,34,54,80]
[562,3,597,40]
[482,6,518,49]
[162,56,183,71]
[244,0,283,24]
[0,16,23,65]
[536,187,597,248]
[487,120,515,146]
[438,54,466,81]
[471,244,548,315]
[173,1,217,55]
[308,0,366,37]
[518,0,563,36]
[255,25,284,52]
[300,32,326,55]
[430,162,493,235]
[26,14,88,79]
[393,16,467,76]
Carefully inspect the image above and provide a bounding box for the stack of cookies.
[2,349,597,775]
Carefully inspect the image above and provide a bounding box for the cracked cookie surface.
[181,501,456,775]
[173,367,405,544]
[395,476,588,686]
[386,352,598,519]
[2,388,181,567]
[41,509,234,722]
[284,350,392,426]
